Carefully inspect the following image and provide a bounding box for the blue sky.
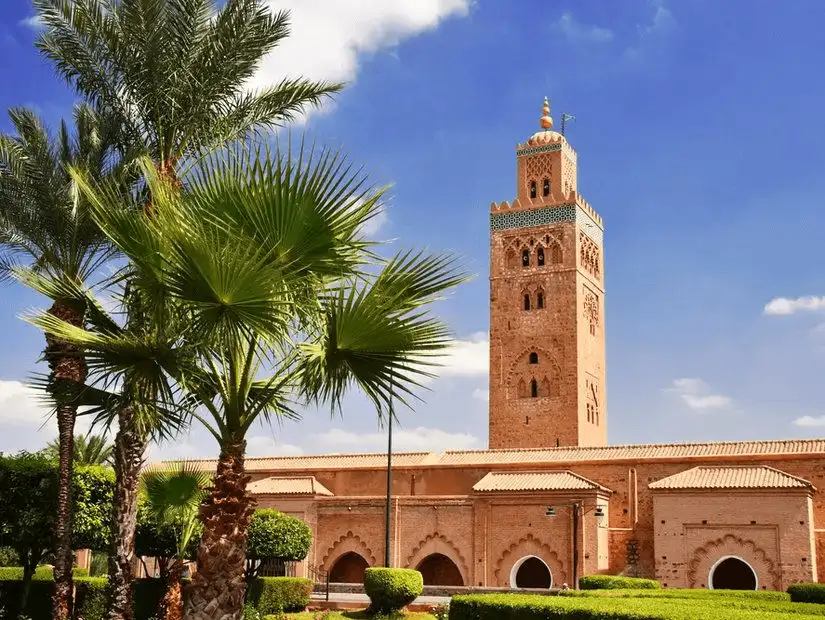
[1,0,825,459]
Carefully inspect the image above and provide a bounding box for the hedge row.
[448,593,825,620]
[246,577,313,614]
[562,588,790,602]
[788,583,825,604]
[579,575,660,590]
[0,577,106,619]
[0,566,89,580]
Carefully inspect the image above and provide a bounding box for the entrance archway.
[329,551,369,583]
[510,556,553,589]
[710,556,757,590]
[416,553,464,586]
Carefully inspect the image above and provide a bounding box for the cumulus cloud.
[665,378,732,411]
[432,332,488,378]
[312,426,480,453]
[0,379,51,427]
[639,0,675,36]
[793,416,825,428]
[250,1,472,120]
[19,15,43,30]
[554,12,614,44]
[764,296,825,316]
[246,435,305,457]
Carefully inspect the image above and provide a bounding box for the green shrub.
[579,574,660,589]
[247,510,312,562]
[563,588,789,602]
[0,547,18,567]
[246,576,313,614]
[448,593,825,620]
[0,565,54,580]
[788,583,825,604]
[364,567,424,614]
[75,577,108,620]
[72,566,90,578]
[0,579,54,619]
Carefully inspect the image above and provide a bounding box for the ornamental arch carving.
[321,531,377,571]
[404,533,469,585]
[687,534,779,590]
[506,346,562,400]
[494,534,566,587]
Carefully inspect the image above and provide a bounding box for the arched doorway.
[416,553,464,586]
[329,551,369,584]
[510,556,553,589]
[710,556,757,590]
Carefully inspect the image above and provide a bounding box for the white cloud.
[554,12,614,44]
[764,296,825,316]
[19,15,43,30]
[793,416,825,428]
[246,435,305,457]
[0,380,51,427]
[472,388,488,402]
[360,208,389,238]
[640,0,675,36]
[312,426,480,453]
[665,378,732,411]
[432,332,488,378]
[251,1,473,120]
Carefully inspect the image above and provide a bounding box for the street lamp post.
[546,501,605,590]
[384,389,394,567]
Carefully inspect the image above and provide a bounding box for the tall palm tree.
[30,141,469,620]
[46,432,114,466]
[141,465,209,620]
[0,104,127,620]
[32,2,341,616]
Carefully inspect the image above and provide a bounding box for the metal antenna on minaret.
[561,113,576,136]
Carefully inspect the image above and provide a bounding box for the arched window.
[587,403,592,423]
[542,178,550,197]
[529,181,537,199]
[530,379,538,398]
[523,294,531,311]
[550,243,563,264]
[522,248,530,267]
[537,247,545,266]
[537,292,544,309]
[529,352,538,364]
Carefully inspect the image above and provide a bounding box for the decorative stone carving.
[584,291,599,336]
[494,534,567,587]
[579,232,601,279]
[404,532,469,584]
[686,534,779,590]
[322,531,377,570]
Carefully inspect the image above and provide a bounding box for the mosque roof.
[247,475,333,496]
[648,466,814,491]
[473,470,610,493]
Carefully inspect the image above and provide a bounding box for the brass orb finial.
[539,96,553,130]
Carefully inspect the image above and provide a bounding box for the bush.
[72,566,90,578]
[579,574,660,590]
[247,510,313,562]
[0,579,53,619]
[448,592,825,620]
[562,588,789,602]
[0,565,54,580]
[75,577,108,620]
[788,583,825,604]
[0,547,18,567]
[246,576,313,614]
[364,567,424,614]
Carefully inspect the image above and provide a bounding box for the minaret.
[488,98,606,449]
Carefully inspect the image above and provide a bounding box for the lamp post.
[545,501,605,590]
[384,388,394,567]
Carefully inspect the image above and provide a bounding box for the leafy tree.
[0,104,129,619]
[32,139,469,619]
[31,2,341,616]
[45,432,114,466]
[141,464,210,620]
[246,510,312,580]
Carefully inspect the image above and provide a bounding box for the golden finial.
[539,96,553,130]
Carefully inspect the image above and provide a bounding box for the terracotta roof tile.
[649,466,814,491]
[438,439,825,466]
[247,476,333,496]
[473,470,610,493]
[164,451,431,472]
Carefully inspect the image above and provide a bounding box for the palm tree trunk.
[106,406,147,620]
[46,299,86,620]
[184,440,255,620]
[162,560,185,620]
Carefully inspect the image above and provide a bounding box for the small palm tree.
[45,432,114,466]
[0,104,128,619]
[32,2,342,616]
[141,465,210,620]
[30,140,469,619]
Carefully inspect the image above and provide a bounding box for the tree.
[246,510,312,580]
[45,432,114,466]
[140,465,210,620]
[0,104,128,620]
[32,140,469,620]
[31,2,341,616]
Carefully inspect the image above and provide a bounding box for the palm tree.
[141,465,209,620]
[45,432,114,466]
[0,104,127,620]
[31,2,342,616]
[30,141,469,619]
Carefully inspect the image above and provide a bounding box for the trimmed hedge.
[788,583,825,604]
[364,567,424,614]
[75,577,108,620]
[246,576,313,614]
[0,576,106,620]
[448,593,825,620]
[562,588,789,602]
[579,575,660,590]
[0,565,55,580]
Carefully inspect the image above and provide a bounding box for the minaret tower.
[488,98,606,449]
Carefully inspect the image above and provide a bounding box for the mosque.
[189,99,825,591]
